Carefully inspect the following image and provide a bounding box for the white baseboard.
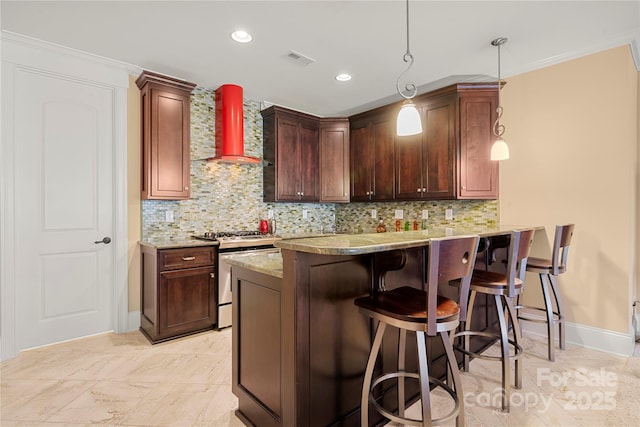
[127,310,141,332]
[520,314,635,357]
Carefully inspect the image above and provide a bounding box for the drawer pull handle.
[182,256,196,261]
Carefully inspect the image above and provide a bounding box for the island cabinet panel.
[349,111,395,202]
[262,106,319,202]
[232,267,283,427]
[139,244,217,344]
[319,119,350,202]
[136,71,196,200]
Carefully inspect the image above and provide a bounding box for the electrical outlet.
[371,209,377,219]
[165,210,175,223]
[302,210,308,219]
[394,209,404,219]
[268,209,274,219]
[445,209,453,220]
[422,209,429,220]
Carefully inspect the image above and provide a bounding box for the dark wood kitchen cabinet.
[457,89,500,199]
[139,243,217,343]
[395,94,456,200]
[319,119,350,202]
[136,71,196,200]
[349,109,395,202]
[348,83,498,202]
[262,106,319,202]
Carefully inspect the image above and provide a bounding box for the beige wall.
[500,46,638,334]
[127,76,141,312]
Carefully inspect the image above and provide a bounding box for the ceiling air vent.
[286,49,316,66]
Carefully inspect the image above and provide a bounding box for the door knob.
[94,237,111,244]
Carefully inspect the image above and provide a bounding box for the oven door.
[217,247,279,329]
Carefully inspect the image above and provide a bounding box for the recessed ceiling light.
[335,73,352,82]
[231,30,252,43]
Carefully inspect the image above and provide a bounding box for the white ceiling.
[2,1,639,117]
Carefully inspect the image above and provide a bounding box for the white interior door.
[14,69,115,350]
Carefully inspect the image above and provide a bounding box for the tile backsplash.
[141,87,498,240]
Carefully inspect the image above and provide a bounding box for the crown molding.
[1,30,142,78]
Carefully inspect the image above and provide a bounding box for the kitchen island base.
[231,245,502,426]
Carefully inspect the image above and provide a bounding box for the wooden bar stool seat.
[518,224,575,361]
[454,229,535,413]
[355,235,480,427]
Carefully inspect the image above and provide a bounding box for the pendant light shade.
[397,101,422,136]
[395,0,422,137]
[490,137,510,161]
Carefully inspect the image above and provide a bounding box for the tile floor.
[1,328,639,426]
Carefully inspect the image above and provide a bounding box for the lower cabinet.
[140,244,217,343]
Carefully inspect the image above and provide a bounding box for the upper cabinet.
[395,94,456,200]
[262,106,350,203]
[457,90,499,199]
[352,83,499,202]
[262,106,319,202]
[319,119,350,203]
[136,71,196,200]
[349,109,395,202]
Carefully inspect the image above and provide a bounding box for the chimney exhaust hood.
[208,84,260,164]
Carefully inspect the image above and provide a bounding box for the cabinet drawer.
[159,247,216,271]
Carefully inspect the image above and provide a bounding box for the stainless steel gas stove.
[193,231,281,328]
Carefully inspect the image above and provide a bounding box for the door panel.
[15,69,114,350]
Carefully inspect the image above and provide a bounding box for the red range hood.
[208,84,260,164]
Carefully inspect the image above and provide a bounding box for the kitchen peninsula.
[229,225,540,427]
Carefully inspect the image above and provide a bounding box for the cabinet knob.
[184,187,189,190]
[461,185,466,190]
[182,256,196,261]
[422,188,426,192]
[210,273,215,279]
[417,188,422,193]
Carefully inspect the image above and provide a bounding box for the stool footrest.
[370,371,460,426]
[454,330,524,361]
[516,305,563,323]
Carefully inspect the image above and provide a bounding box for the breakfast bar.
[228,225,539,427]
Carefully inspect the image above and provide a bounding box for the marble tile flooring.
[1,328,639,426]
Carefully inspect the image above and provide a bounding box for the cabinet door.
[395,130,423,200]
[275,117,301,201]
[350,122,374,202]
[458,94,499,199]
[298,120,319,202]
[371,118,395,201]
[320,120,349,202]
[142,84,192,200]
[159,266,216,339]
[423,95,455,199]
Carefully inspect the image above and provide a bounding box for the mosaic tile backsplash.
[141,87,498,240]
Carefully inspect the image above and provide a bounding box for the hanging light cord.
[492,37,506,138]
[396,0,417,100]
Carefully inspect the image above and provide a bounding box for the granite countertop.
[275,224,542,256]
[139,238,219,250]
[221,249,283,278]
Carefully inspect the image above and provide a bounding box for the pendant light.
[396,0,422,136]
[490,37,510,161]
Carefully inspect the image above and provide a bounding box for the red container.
[259,219,269,235]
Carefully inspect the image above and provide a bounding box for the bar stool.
[355,235,480,427]
[518,224,575,361]
[455,229,535,412]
